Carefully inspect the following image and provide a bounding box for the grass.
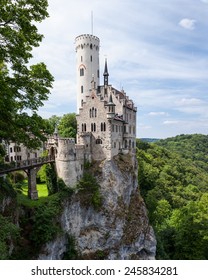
[16,180,54,208]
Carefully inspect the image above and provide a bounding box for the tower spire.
[103,58,109,86]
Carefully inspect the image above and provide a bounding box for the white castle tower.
[75,34,100,112]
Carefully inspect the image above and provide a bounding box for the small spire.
[103,58,109,86]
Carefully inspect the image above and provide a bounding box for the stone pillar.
[28,168,38,200]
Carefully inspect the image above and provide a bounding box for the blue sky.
[32,0,208,138]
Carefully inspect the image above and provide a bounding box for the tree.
[58,113,77,138]
[0,0,54,149]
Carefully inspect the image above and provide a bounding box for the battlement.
[75,34,100,51]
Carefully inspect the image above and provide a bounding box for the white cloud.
[179,18,196,30]
[163,120,180,125]
[148,112,169,116]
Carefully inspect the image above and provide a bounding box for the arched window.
[80,68,84,76]
[82,124,84,132]
[91,123,93,132]
[95,108,97,117]
[104,122,106,131]
[84,123,86,132]
[129,140,131,149]
[101,123,103,131]
[90,109,92,118]
[94,123,96,132]
[92,107,94,117]
[96,139,102,144]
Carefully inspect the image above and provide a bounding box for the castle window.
[81,86,83,93]
[96,139,102,144]
[101,123,103,132]
[114,142,116,148]
[90,109,92,118]
[91,55,92,61]
[82,124,84,132]
[129,126,132,134]
[92,107,94,117]
[116,125,118,132]
[80,68,84,76]
[91,123,93,132]
[84,123,86,132]
[10,156,13,161]
[104,122,106,131]
[94,123,96,132]
[97,70,99,78]
[10,147,12,153]
[95,108,97,117]
[125,140,128,148]
[90,44,92,49]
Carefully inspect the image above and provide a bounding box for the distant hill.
[140,138,160,143]
[157,134,208,171]
[136,134,208,260]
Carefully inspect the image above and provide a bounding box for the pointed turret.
[106,94,115,119]
[103,58,109,86]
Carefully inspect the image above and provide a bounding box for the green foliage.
[137,134,208,259]
[30,196,61,249]
[62,235,79,260]
[58,113,77,138]
[0,0,54,148]
[45,163,58,195]
[76,172,102,210]
[0,215,20,260]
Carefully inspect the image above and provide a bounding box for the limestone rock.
[39,153,156,260]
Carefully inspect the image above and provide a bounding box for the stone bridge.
[0,156,55,200]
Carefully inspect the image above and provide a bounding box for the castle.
[47,34,137,187]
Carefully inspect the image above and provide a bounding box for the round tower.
[75,34,100,112]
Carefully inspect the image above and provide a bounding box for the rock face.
[39,153,156,260]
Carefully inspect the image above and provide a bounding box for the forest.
[137,134,208,259]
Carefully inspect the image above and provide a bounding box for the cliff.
[39,153,156,260]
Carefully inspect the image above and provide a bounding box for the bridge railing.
[0,155,55,174]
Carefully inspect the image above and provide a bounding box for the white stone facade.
[6,142,43,162]
[75,34,100,112]
[49,34,137,187]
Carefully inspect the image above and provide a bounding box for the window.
[10,147,12,153]
[90,44,92,49]
[84,123,86,132]
[97,70,99,78]
[114,142,116,148]
[91,55,92,61]
[103,122,106,131]
[101,123,103,131]
[80,68,84,76]
[96,139,102,144]
[81,56,83,62]
[81,86,83,93]
[91,123,96,132]
[90,109,92,118]
[95,108,97,117]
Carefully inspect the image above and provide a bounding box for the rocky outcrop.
[39,153,156,260]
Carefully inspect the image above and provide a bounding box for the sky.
[32,0,208,139]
